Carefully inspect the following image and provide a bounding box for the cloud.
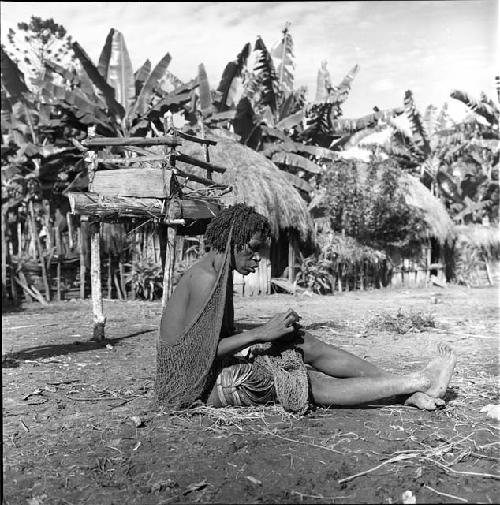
[1,1,495,120]
[372,78,397,92]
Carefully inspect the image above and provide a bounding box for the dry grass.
[365,308,437,334]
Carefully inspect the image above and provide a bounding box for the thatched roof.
[308,161,456,245]
[401,173,456,245]
[455,223,500,251]
[175,133,313,240]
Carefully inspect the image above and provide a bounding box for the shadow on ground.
[1,329,155,367]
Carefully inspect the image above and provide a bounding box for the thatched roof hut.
[308,161,455,245]
[175,132,313,241]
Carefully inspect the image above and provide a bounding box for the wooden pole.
[1,209,7,300]
[29,200,51,302]
[55,227,62,301]
[162,214,178,308]
[90,221,106,340]
[17,221,22,256]
[107,252,112,299]
[79,225,86,299]
[288,231,295,284]
[66,212,74,250]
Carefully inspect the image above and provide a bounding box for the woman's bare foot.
[405,392,446,410]
[415,343,457,398]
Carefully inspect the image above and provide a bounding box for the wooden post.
[119,260,126,300]
[79,225,86,299]
[161,224,177,307]
[17,221,22,256]
[288,231,296,284]
[42,200,53,256]
[55,227,62,301]
[29,200,50,302]
[66,212,74,250]
[107,252,112,299]
[1,209,7,300]
[90,221,106,340]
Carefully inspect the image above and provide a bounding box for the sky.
[1,1,498,120]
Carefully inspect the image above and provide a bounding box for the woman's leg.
[296,332,394,378]
[308,369,429,407]
[296,333,456,406]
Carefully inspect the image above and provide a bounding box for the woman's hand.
[261,308,301,343]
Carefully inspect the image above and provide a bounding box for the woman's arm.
[216,309,300,359]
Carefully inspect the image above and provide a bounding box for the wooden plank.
[176,152,226,174]
[82,135,179,148]
[92,168,172,198]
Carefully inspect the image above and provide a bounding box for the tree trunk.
[90,222,106,340]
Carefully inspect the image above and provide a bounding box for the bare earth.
[2,286,499,504]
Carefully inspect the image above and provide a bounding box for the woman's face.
[233,232,265,275]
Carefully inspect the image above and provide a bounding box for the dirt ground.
[2,285,499,504]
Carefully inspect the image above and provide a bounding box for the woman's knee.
[298,332,332,365]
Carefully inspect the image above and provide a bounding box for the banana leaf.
[233,96,260,146]
[276,110,304,130]
[132,52,171,118]
[1,47,30,99]
[272,22,294,92]
[450,89,499,125]
[270,151,321,174]
[134,59,151,96]
[106,30,135,116]
[331,127,379,150]
[331,107,404,134]
[72,41,125,119]
[253,36,279,112]
[97,28,114,79]
[404,90,430,155]
[314,61,331,103]
[278,88,306,123]
[329,64,359,105]
[197,63,212,117]
[302,103,334,145]
[215,42,250,111]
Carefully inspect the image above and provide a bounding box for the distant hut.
[454,223,500,286]
[176,132,314,295]
[309,160,456,288]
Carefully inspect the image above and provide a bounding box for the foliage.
[123,259,163,301]
[453,244,483,287]
[319,159,427,248]
[295,253,332,294]
[366,308,437,334]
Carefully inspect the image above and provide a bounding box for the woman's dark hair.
[204,203,271,252]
